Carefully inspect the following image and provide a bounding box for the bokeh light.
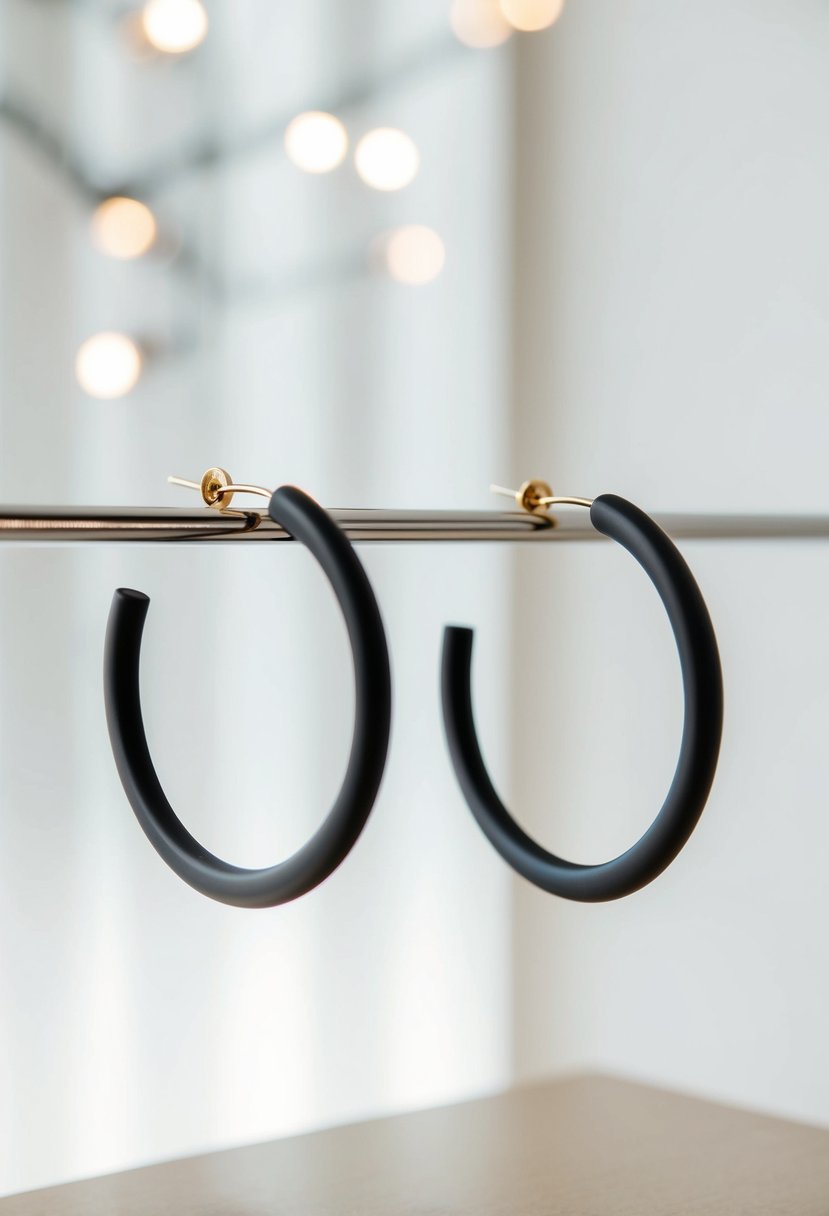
[384,226,446,285]
[450,0,512,48]
[90,197,157,260]
[355,128,420,192]
[499,0,566,32]
[141,0,208,54]
[284,112,348,174]
[75,333,143,399]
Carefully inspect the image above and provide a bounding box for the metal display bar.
[2,505,829,543]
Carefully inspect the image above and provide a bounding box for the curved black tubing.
[105,486,392,908]
[442,494,723,902]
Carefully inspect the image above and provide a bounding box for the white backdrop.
[509,0,829,1129]
[0,0,514,1195]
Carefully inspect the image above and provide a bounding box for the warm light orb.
[75,333,143,399]
[499,0,566,31]
[355,128,420,192]
[91,197,157,260]
[284,112,348,174]
[141,0,208,53]
[450,0,512,48]
[384,226,446,285]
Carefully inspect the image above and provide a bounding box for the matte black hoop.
[442,494,723,903]
[104,485,392,909]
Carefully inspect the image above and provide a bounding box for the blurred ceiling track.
[1,507,828,544]
[0,33,462,201]
[0,31,461,300]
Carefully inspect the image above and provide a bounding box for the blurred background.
[1,0,828,1197]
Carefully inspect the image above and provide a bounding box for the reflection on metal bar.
[2,506,829,543]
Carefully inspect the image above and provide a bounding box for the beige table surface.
[4,1074,829,1214]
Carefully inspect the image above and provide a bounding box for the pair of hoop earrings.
[104,474,723,910]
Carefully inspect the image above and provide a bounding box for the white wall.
[0,0,515,1195]
[510,0,829,1127]
[3,0,827,1196]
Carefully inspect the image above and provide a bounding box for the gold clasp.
[490,479,593,515]
[168,467,272,511]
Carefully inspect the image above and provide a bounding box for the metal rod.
[2,505,829,543]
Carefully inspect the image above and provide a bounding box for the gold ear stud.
[168,468,272,510]
[490,479,593,514]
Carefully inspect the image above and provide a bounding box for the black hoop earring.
[104,483,392,909]
[442,492,723,903]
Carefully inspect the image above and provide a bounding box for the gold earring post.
[490,479,593,515]
[168,468,273,510]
